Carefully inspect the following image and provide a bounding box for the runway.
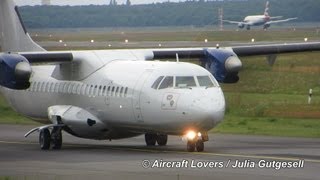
[0,124,320,180]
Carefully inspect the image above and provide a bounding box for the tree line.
[19,0,320,28]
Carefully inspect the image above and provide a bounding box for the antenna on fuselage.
[176,53,180,63]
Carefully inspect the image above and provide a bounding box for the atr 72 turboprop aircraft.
[223,1,297,30]
[0,0,319,152]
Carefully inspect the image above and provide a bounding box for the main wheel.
[51,129,62,150]
[156,134,168,146]
[187,140,195,152]
[39,129,51,150]
[196,140,204,152]
[145,133,157,146]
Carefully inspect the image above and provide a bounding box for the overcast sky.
[15,0,186,6]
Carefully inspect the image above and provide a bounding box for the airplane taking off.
[0,0,319,152]
[223,1,297,30]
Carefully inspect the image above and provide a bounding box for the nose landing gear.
[186,131,208,152]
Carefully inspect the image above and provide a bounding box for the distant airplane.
[0,0,319,152]
[223,1,297,30]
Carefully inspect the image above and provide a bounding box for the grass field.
[1,27,320,137]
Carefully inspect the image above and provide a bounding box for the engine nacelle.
[0,53,32,90]
[238,23,245,29]
[201,49,242,83]
[263,24,271,29]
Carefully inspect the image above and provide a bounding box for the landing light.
[186,131,196,140]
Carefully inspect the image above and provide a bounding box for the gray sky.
[15,0,186,6]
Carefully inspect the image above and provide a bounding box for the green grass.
[0,95,37,125]
[213,116,320,138]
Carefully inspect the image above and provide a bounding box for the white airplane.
[223,1,297,30]
[0,0,319,152]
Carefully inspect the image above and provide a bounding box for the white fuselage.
[243,15,270,26]
[0,50,226,140]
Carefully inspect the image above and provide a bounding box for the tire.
[39,129,51,150]
[52,130,62,150]
[196,140,204,152]
[156,134,168,146]
[145,133,156,146]
[187,140,195,152]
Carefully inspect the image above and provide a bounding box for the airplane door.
[132,70,153,123]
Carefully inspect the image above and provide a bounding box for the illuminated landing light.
[251,38,255,43]
[216,44,220,49]
[63,43,67,47]
[108,44,112,47]
[304,38,308,42]
[204,39,208,43]
[59,40,63,43]
[159,44,162,47]
[125,39,129,43]
[91,40,95,43]
[120,105,122,109]
[186,130,197,141]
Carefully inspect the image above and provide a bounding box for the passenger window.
[68,83,73,94]
[120,87,124,97]
[124,87,128,97]
[107,86,111,96]
[115,87,119,96]
[94,85,98,96]
[197,76,215,87]
[102,86,107,96]
[111,86,115,96]
[151,76,164,89]
[175,76,196,88]
[159,76,173,89]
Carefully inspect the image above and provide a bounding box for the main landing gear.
[145,133,168,146]
[185,131,208,152]
[39,127,63,150]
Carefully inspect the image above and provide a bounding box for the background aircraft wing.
[269,16,283,20]
[222,20,244,24]
[267,17,298,24]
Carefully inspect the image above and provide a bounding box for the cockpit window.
[158,76,173,89]
[197,76,215,87]
[151,76,164,89]
[175,76,196,88]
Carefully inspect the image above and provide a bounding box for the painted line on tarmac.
[1,140,319,164]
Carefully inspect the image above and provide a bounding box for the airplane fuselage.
[243,15,270,26]
[0,50,225,141]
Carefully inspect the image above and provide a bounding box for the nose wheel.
[187,139,204,152]
[185,131,208,152]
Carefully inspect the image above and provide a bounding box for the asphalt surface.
[0,124,320,180]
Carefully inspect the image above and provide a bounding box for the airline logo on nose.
[162,93,180,110]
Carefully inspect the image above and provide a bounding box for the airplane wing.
[266,17,298,25]
[270,16,283,20]
[222,20,247,25]
[150,42,320,83]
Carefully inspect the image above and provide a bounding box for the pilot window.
[151,76,164,89]
[175,76,196,88]
[197,76,215,87]
[158,76,173,89]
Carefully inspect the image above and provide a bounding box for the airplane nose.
[225,56,242,73]
[190,94,225,128]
